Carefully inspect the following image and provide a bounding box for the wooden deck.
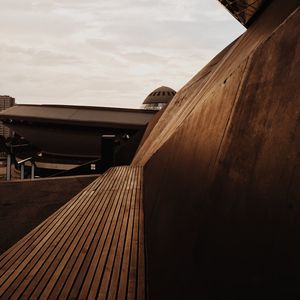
[0,166,145,300]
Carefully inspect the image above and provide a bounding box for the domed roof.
[143,86,176,105]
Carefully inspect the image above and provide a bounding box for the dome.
[143,86,176,105]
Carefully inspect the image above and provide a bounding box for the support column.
[20,164,25,180]
[31,163,35,180]
[6,154,11,181]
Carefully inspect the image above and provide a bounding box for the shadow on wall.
[137,1,300,299]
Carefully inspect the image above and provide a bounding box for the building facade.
[0,95,15,138]
[0,96,15,159]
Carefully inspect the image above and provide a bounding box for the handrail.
[49,158,104,177]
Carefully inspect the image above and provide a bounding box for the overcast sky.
[0,0,244,108]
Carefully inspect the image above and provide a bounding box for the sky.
[0,0,245,108]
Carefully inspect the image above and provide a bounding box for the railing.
[49,158,106,178]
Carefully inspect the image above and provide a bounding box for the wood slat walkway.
[0,166,145,300]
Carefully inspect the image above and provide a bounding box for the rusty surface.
[132,0,300,167]
[139,2,300,299]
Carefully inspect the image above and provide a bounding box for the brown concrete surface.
[137,105,167,151]
[133,1,300,299]
[132,0,300,167]
[0,175,98,254]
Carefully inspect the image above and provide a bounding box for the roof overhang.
[0,104,156,158]
[218,0,271,27]
[0,104,156,130]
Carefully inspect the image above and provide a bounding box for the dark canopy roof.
[0,104,156,129]
[0,104,156,158]
[218,0,270,27]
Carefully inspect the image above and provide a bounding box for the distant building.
[142,86,176,110]
[0,104,156,176]
[0,96,15,159]
[0,95,15,138]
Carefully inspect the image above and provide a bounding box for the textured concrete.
[133,1,300,299]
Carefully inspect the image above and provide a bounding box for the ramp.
[0,166,145,300]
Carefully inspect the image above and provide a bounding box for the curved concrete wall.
[134,1,300,298]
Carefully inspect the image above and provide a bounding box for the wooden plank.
[93,168,135,299]
[16,169,120,299]
[0,175,102,269]
[48,167,128,299]
[0,178,100,294]
[0,174,106,298]
[47,168,126,299]
[97,167,137,299]
[137,167,145,300]
[0,166,145,300]
[71,167,132,299]
[99,169,136,296]
[126,167,140,299]
[36,171,123,299]
[116,167,139,299]
[0,182,91,270]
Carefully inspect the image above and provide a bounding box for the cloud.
[0,0,244,108]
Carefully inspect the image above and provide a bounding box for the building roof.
[143,86,176,105]
[0,104,156,158]
[0,104,156,129]
[218,0,270,27]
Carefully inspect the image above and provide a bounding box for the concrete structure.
[0,0,299,299]
[133,1,300,298]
